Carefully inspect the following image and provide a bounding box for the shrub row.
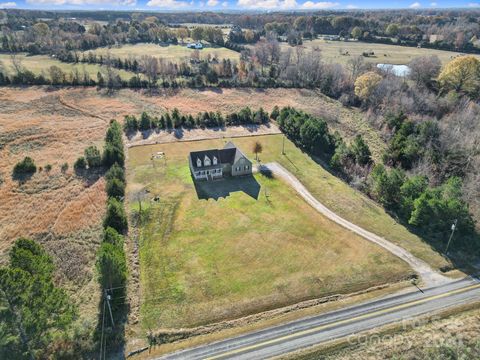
[95,120,128,349]
[123,107,270,134]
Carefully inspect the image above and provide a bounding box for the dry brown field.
[0,85,380,257]
[297,304,480,360]
[0,86,449,346]
[0,85,389,340]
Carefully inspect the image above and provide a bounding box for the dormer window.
[213,156,218,165]
[197,158,202,167]
[204,155,211,166]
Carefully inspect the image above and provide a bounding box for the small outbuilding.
[187,42,203,49]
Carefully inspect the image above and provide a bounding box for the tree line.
[276,106,478,253]
[276,106,372,173]
[123,107,269,134]
[0,13,246,57]
[93,120,129,353]
[3,9,480,56]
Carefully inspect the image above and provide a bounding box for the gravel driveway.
[258,162,451,287]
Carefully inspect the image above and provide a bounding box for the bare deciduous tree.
[10,53,23,75]
[408,55,441,89]
[347,55,366,80]
[253,141,263,161]
[140,55,159,88]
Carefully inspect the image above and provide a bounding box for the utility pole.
[105,290,114,328]
[444,219,458,255]
[99,299,106,360]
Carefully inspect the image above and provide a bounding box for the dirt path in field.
[58,95,110,122]
[259,162,451,287]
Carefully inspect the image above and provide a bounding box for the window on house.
[204,156,211,166]
[196,158,202,167]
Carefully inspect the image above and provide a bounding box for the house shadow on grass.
[193,175,261,200]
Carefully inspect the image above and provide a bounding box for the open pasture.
[128,137,411,329]
[288,39,480,65]
[85,43,240,63]
[0,53,136,80]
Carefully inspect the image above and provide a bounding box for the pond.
[376,64,411,77]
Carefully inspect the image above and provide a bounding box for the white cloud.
[207,0,218,5]
[430,1,437,5]
[26,0,135,5]
[237,0,340,9]
[222,0,228,5]
[468,2,480,6]
[346,3,358,8]
[0,1,16,7]
[237,0,296,9]
[146,0,188,6]
[409,1,421,7]
[301,1,338,8]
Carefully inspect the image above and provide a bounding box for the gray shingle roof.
[190,149,221,169]
[190,142,249,169]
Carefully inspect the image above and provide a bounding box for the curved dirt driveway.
[259,162,450,287]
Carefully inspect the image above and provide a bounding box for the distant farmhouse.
[187,42,203,49]
[189,142,252,181]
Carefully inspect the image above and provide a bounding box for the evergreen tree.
[350,135,372,166]
[139,112,152,131]
[103,227,124,247]
[96,243,127,293]
[104,198,128,233]
[84,145,102,168]
[106,178,126,200]
[0,239,76,359]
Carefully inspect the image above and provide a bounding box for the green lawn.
[128,137,413,330]
[0,53,136,80]
[85,43,240,63]
[237,135,449,270]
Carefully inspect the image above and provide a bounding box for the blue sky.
[0,0,479,11]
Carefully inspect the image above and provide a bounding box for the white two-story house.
[189,142,252,181]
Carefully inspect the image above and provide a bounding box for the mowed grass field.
[0,53,136,80]
[128,138,411,329]
[290,39,480,65]
[86,43,240,63]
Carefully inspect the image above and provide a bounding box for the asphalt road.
[157,277,480,360]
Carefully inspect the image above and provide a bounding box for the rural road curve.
[258,162,450,287]
[156,277,480,360]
